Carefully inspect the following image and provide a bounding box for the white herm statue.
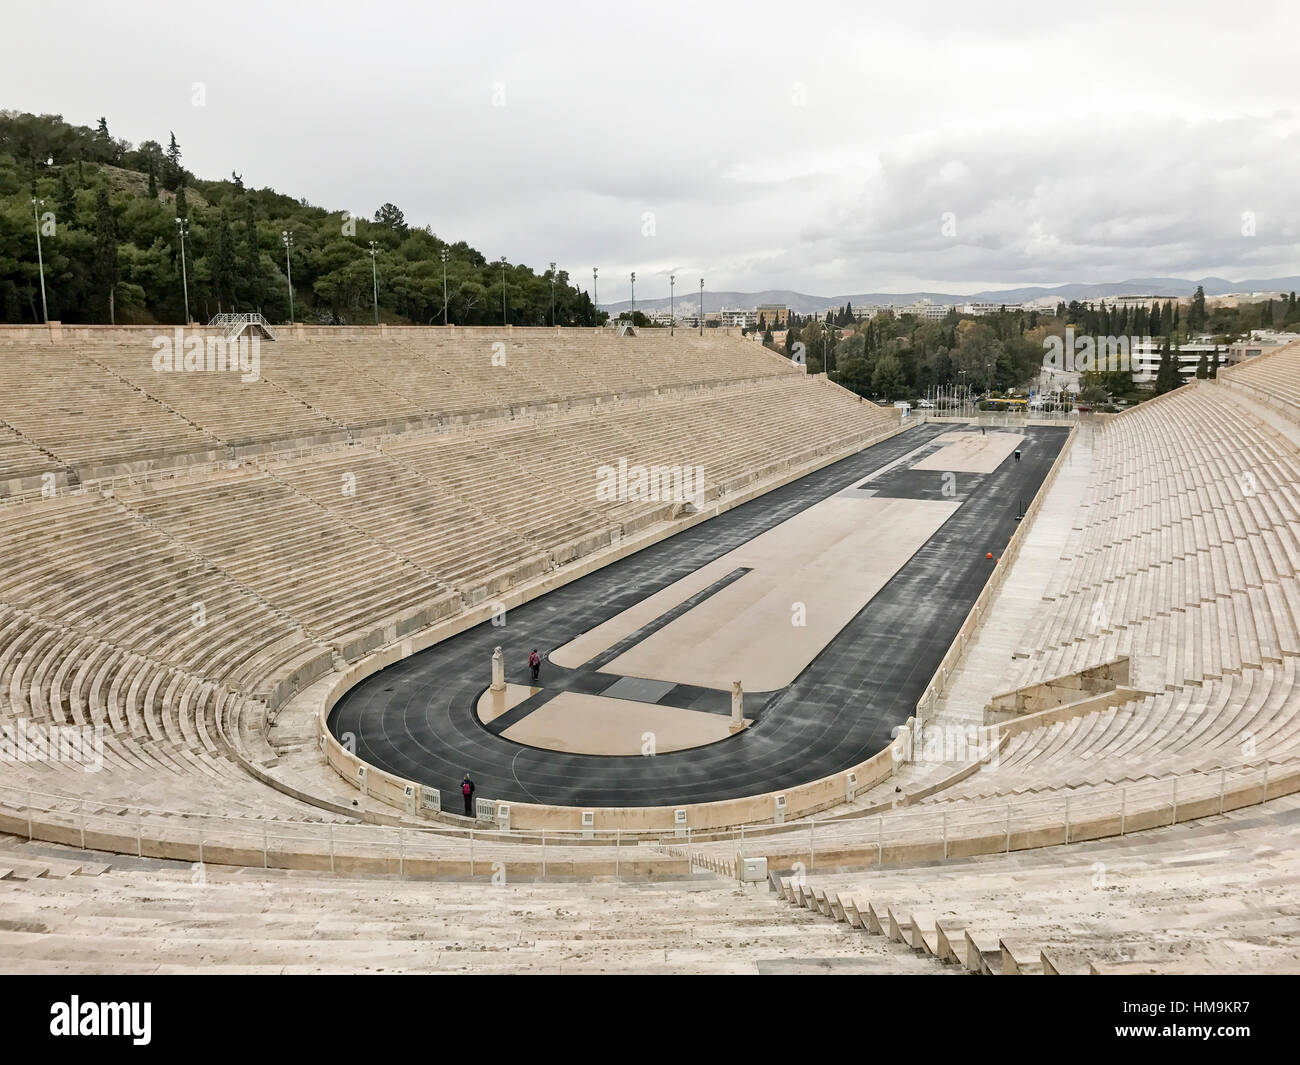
[491,646,505,692]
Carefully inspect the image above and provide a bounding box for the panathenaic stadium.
[2,321,1299,976]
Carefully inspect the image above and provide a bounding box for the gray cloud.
[3,0,1297,298]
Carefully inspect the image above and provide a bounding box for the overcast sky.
[4,0,1299,299]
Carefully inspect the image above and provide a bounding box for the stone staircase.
[0,835,936,974]
[774,792,1300,975]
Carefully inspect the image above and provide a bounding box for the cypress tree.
[242,196,262,309]
[165,131,183,191]
[1154,337,1181,394]
[92,185,119,323]
[1190,284,1206,332]
[57,169,76,225]
[214,209,238,310]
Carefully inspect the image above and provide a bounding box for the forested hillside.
[0,111,605,326]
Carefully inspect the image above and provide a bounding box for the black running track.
[329,422,1069,807]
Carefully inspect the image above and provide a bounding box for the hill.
[0,110,602,327]
[605,276,1300,315]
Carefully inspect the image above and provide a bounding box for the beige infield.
[476,682,539,724]
[912,430,1024,473]
[552,494,961,693]
[501,690,740,755]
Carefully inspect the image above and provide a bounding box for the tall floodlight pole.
[281,230,295,324]
[368,240,380,326]
[440,249,449,325]
[500,256,508,325]
[175,216,191,325]
[592,267,598,322]
[630,272,636,322]
[699,278,704,336]
[549,261,557,327]
[31,198,48,324]
[669,274,675,336]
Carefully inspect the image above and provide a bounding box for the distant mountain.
[600,276,1300,315]
[603,289,832,315]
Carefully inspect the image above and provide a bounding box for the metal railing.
[692,758,1295,876]
[208,312,277,340]
[1,756,1294,878]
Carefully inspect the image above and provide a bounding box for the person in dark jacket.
[461,773,475,816]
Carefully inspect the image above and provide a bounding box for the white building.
[896,299,951,320]
[718,307,758,328]
[1228,330,1300,365]
[957,301,1015,316]
[1129,339,1228,385]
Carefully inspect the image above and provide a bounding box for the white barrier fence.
[1,756,1294,879]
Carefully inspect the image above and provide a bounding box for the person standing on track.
[461,773,475,816]
[529,648,541,684]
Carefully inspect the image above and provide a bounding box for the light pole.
[281,230,294,324]
[31,198,48,324]
[699,278,704,336]
[669,274,675,336]
[440,249,449,325]
[368,240,380,326]
[630,272,636,323]
[549,262,557,327]
[500,256,508,326]
[592,267,598,323]
[175,216,191,325]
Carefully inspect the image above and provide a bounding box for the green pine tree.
[872,352,905,398]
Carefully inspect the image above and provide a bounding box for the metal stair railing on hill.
[207,312,277,341]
